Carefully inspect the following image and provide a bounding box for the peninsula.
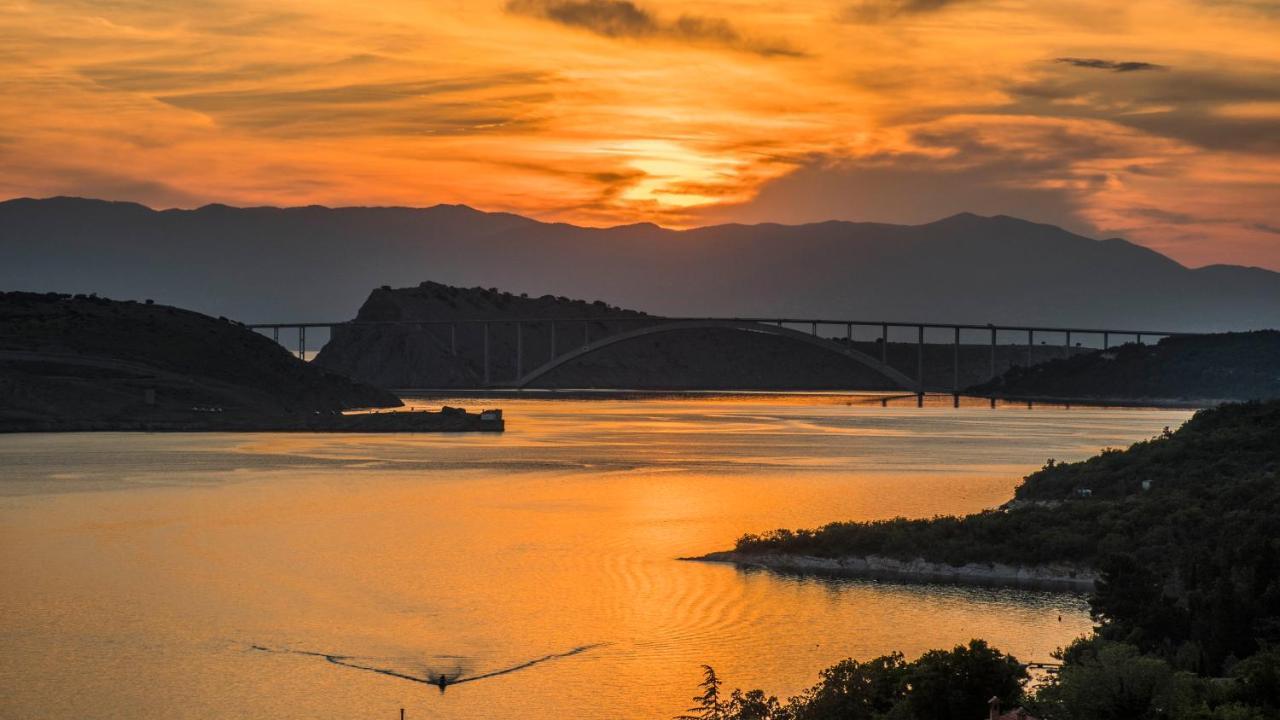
[0,292,501,432]
[697,400,1280,614]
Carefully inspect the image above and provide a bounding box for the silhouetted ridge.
[3,197,1277,331]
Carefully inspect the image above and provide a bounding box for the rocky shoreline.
[687,550,1097,591]
[0,408,504,434]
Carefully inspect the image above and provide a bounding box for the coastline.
[687,550,1097,592]
[971,392,1222,409]
[0,408,504,434]
[402,387,1223,410]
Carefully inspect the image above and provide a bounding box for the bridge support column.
[272,327,278,343]
[882,323,889,364]
[989,328,997,381]
[1104,332,1110,350]
[811,321,818,337]
[1027,329,1034,367]
[917,325,924,392]
[1136,333,1143,345]
[483,322,491,385]
[1064,331,1071,358]
[953,326,960,394]
[299,326,305,361]
[516,322,523,380]
[846,323,852,345]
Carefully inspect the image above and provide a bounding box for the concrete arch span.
[504,320,919,390]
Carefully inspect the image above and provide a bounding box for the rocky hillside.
[968,331,1280,402]
[0,292,400,430]
[313,282,908,390]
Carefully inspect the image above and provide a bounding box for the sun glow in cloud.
[0,0,1278,268]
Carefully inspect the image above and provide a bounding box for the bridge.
[247,316,1195,393]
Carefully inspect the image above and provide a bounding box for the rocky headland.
[700,400,1279,593]
[0,292,501,432]
[688,551,1097,591]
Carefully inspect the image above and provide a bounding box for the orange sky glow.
[1,0,1278,268]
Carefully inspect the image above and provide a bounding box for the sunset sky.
[2,0,1278,269]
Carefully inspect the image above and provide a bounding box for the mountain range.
[3,196,1277,332]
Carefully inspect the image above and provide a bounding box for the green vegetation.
[681,640,1280,719]
[969,331,1280,402]
[737,401,1280,674]
[701,401,1280,718]
[678,640,1026,720]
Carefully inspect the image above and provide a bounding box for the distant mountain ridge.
[2,196,1278,332]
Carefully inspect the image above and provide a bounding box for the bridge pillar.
[1064,331,1071,358]
[1136,333,1143,345]
[811,321,818,337]
[916,325,924,391]
[516,322,523,380]
[989,327,997,381]
[1104,332,1110,350]
[272,327,278,343]
[953,326,960,393]
[299,326,305,361]
[846,322,852,344]
[1026,329,1034,367]
[882,323,889,364]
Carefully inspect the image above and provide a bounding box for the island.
[0,291,502,432]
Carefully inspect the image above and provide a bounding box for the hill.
[3,197,1278,331]
[968,331,1280,402]
[725,400,1280,673]
[312,282,908,390]
[0,291,500,431]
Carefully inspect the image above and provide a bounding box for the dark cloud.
[1056,57,1169,72]
[839,0,968,23]
[1197,0,1280,17]
[1004,64,1280,152]
[158,73,553,137]
[1117,207,1280,242]
[505,0,805,57]
[1127,207,1201,225]
[10,165,204,209]
[80,54,387,94]
[690,124,1118,234]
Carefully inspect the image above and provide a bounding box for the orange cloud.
[0,0,1277,268]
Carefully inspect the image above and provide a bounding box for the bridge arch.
[504,319,919,390]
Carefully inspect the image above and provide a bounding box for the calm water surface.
[0,395,1193,719]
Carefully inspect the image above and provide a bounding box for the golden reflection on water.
[0,395,1192,719]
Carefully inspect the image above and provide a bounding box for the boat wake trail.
[249,642,606,690]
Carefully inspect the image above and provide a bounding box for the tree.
[1030,640,1186,720]
[679,665,726,720]
[900,640,1027,720]
[789,653,907,720]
